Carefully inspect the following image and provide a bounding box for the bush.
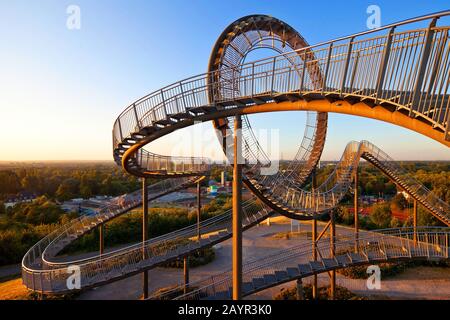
[370,204,392,228]
[163,247,215,268]
[274,284,365,300]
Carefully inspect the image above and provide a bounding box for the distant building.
[4,192,38,208]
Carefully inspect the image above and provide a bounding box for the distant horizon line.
[0,159,449,163]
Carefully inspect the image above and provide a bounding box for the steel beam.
[232,114,243,300]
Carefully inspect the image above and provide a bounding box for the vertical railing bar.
[322,43,333,94]
[132,103,140,130]
[375,27,395,104]
[410,18,438,117]
[300,52,307,93]
[340,37,355,97]
[270,56,277,93]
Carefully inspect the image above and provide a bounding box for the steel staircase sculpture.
[113,11,450,219]
[21,140,449,294]
[21,12,450,298]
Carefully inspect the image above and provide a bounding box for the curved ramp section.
[21,197,273,294]
[22,177,202,288]
[154,227,450,300]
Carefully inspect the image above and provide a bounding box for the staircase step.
[214,291,229,300]
[218,231,228,238]
[208,235,219,242]
[348,252,366,263]
[274,270,289,281]
[309,261,324,271]
[252,277,265,288]
[286,267,300,278]
[322,258,338,268]
[298,263,312,274]
[335,254,351,266]
[263,274,277,285]
[242,282,254,294]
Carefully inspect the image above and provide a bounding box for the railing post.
[117,118,124,141]
[409,18,437,117]
[375,27,395,104]
[300,53,307,92]
[251,63,255,97]
[340,37,355,98]
[133,104,140,130]
[161,89,167,117]
[322,43,334,94]
[180,81,188,110]
[232,114,243,300]
[349,52,360,91]
[270,56,277,93]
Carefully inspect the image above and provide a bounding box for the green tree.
[390,193,408,211]
[370,204,392,228]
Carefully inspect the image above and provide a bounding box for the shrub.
[274,284,365,300]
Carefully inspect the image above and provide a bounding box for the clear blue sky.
[0,0,449,161]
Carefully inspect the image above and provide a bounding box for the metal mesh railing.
[21,194,272,293]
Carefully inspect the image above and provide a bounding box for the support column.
[197,181,201,241]
[312,171,318,300]
[99,224,104,255]
[413,199,418,244]
[330,211,336,300]
[354,168,359,250]
[183,256,189,294]
[312,218,317,300]
[296,279,304,300]
[232,114,243,300]
[142,178,149,299]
